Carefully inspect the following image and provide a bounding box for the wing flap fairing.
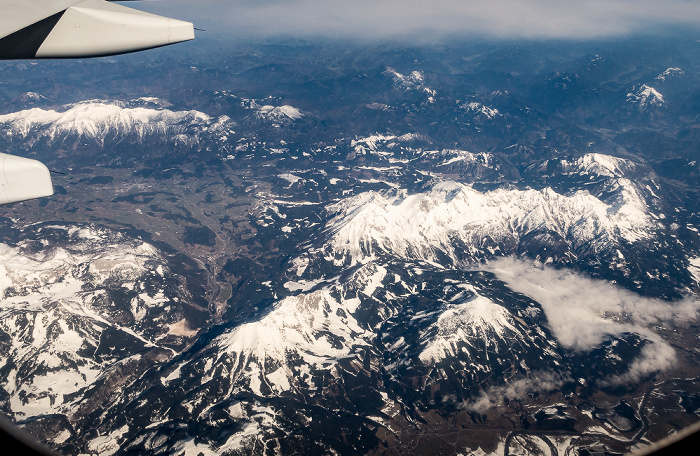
[0,153,53,205]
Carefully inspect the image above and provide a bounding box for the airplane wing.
[0,0,195,59]
[0,0,195,205]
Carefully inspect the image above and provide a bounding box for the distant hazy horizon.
[136,0,700,42]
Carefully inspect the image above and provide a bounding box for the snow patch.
[656,67,683,81]
[461,101,500,119]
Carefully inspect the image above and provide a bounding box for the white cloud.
[486,257,698,351]
[143,0,700,41]
[601,341,677,386]
[466,370,569,413]
[485,257,699,385]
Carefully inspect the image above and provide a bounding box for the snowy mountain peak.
[558,153,638,178]
[419,294,524,364]
[20,92,47,102]
[627,84,665,109]
[383,67,436,100]
[656,67,683,81]
[205,262,387,394]
[383,67,425,90]
[255,104,303,121]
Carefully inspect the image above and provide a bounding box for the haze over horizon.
[139,0,700,41]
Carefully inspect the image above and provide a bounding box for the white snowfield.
[325,171,652,265]
[0,226,177,418]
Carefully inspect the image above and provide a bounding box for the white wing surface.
[0,0,194,59]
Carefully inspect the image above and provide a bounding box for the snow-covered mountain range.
[0,99,228,147]
[2,37,700,455]
[323,176,650,266]
[1,123,695,454]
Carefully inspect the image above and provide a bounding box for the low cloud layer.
[485,257,699,384]
[144,0,700,41]
[487,257,698,351]
[466,370,570,413]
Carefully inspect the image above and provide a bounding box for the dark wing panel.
[0,10,64,59]
[0,0,76,38]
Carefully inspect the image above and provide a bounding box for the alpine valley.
[1,35,700,456]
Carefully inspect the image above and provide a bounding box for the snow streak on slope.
[325,179,652,265]
[0,99,227,146]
